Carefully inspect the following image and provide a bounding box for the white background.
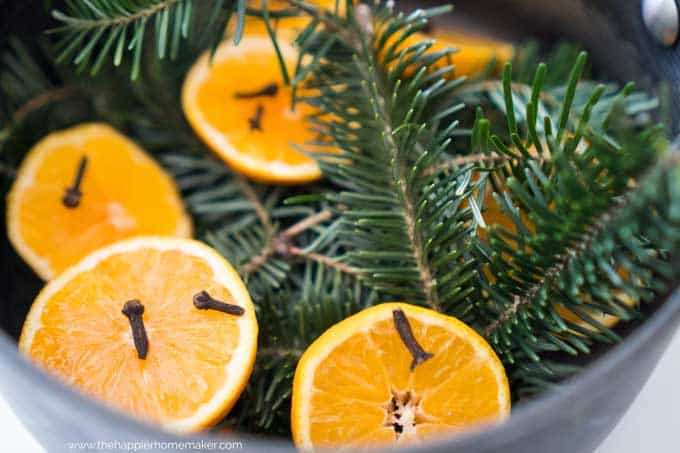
[1,331,679,452]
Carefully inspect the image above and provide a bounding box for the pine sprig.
[473,55,678,394]
[295,3,483,319]
[51,0,241,79]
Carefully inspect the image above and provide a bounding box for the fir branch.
[354,5,440,309]
[296,3,481,317]
[287,246,357,275]
[51,0,241,79]
[482,190,632,338]
[473,54,677,393]
[235,175,275,234]
[10,86,79,125]
[57,1,183,28]
[239,208,353,276]
[227,261,375,433]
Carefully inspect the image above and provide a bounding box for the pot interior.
[0,1,678,450]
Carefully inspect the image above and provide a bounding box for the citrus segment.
[19,237,258,432]
[6,123,191,280]
[291,303,510,450]
[182,37,322,184]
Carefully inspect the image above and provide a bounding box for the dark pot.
[1,1,679,452]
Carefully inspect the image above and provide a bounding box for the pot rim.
[1,285,679,452]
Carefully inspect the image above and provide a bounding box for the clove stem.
[248,104,264,131]
[62,155,88,209]
[193,291,245,316]
[233,82,279,99]
[392,308,433,371]
[122,300,148,360]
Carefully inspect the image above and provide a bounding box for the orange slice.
[183,36,322,184]
[432,30,514,77]
[238,0,342,37]
[6,123,191,280]
[391,30,514,78]
[558,291,637,332]
[19,237,258,432]
[291,302,510,450]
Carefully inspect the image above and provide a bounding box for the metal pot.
[1,1,679,452]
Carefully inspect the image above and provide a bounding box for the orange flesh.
[20,241,256,430]
[432,30,515,76]
[239,0,344,35]
[388,30,514,78]
[7,124,190,279]
[183,37,323,183]
[293,303,510,449]
[195,53,314,166]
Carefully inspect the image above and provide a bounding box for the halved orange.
[6,123,191,280]
[19,237,258,432]
[183,36,322,184]
[291,303,510,450]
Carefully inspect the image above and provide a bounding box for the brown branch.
[235,177,277,275]
[235,176,274,234]
[12,86,79,125]
[280,209,332,239]
[239,208,343,275]
[288,246,358,275]
[240,245,275,275]
[425,142,558,177]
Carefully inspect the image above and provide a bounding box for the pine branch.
[288,246,357,274]
[1,38,63,147]
[482,191,632,338]
[424,151,506,175]
[239,208,339,274]
[295,3,482,318]
[235,175,275,234]
[472,54,678,394]
[355,6,440,309]
[51,0,242,79]
[451,42,659,159]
